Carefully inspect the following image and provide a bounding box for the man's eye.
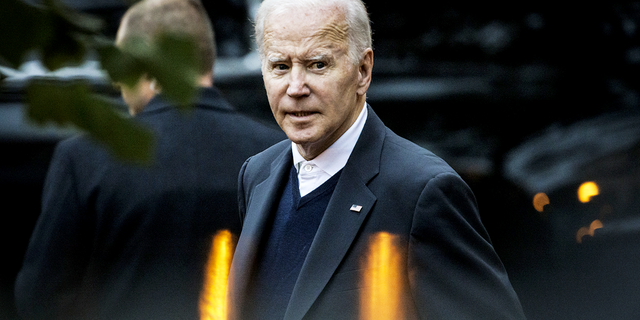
[275,64,289,70]
[312,62,326,69]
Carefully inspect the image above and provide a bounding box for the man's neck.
[198,72,214,87]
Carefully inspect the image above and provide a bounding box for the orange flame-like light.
[200,230,237,320]
[578,181,599,203]
[576,219,603,243]
[533,192,550,212]
[361,232,403,320]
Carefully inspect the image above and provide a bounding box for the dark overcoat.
[15,87,286,320]
[228,105,526,320]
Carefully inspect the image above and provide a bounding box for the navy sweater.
[246,165,342,319]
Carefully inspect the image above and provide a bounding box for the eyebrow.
[267,56,286,63]
[266,52,332,64]
[307,53,331,61]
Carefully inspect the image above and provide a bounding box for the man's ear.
[357,48,374,96]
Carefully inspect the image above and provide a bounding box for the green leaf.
[96,39,146,89]
[0,0,53,67]
[39,0,106,71]
[26,80,156,165]
[112,33,200,107]
[45,0,104,35]
[40,21,88,71]
[150,33,200,107]
[0,0,104,70]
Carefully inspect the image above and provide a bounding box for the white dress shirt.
[292,104,368,197]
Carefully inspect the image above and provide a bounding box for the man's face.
[261,5,372,160]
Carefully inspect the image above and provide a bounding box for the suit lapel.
[228,147,292,318]
[284,106,386,320]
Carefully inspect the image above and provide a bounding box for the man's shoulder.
[45,134,117,184]
[246,139,290,167]
[361,105,457,179]
[381,128,459,179]
[55,134,106,158]
[239,139,290,189]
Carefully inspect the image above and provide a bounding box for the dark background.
[2,0,640,319]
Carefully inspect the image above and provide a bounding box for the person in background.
[14,0,284,319]
[226,0,527,319]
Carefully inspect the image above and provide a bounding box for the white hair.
[253,0,372,64]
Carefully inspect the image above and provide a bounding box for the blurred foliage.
[0,0,199,164]
[98,33,200,108]
[0,0,102,70]
[27,80,156,163]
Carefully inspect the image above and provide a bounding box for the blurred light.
[576,227,590,243]
[361,232,403,320]
[590,219,603,233]
[533,192,550,212]
[525,13,545,30]
[576,219,604,243]
[200,230,237,320]
[478,21,512,54]
[578,181,599,203]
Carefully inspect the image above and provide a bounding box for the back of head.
[119,0,216,75]
[254,0,372,64]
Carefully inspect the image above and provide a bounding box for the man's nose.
[286,66,311,97]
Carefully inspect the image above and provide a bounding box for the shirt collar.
[292,103,368,175]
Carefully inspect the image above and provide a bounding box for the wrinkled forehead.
[263,5,349,51]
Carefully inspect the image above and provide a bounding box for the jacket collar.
[139,86,235,115]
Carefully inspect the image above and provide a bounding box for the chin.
[282,125,314,141]
[287,135,309,145]
[285,132,316,145]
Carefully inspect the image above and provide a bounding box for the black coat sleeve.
[408,172,526,320]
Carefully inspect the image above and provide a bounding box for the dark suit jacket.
[229,106,526,320]
[14,87,285,320]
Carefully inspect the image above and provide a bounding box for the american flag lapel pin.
[350,204,363,213]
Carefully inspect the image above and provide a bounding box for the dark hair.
[120,0,216,75]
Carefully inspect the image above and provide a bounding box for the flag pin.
[350,204,363,212]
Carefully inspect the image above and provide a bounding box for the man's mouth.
[290,112,315,117]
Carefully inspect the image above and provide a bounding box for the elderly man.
[227,0,527,319]
[14,0,284,319]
